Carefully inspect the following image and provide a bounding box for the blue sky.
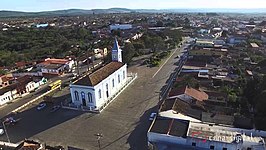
[1,0,266,12]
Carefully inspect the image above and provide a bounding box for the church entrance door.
[82,98,86,106]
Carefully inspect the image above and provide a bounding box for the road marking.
[152,48,178,78]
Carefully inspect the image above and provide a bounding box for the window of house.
[210,145,214,149]
[192,142,196,146]
[74,91,79,101]
[88,92,93,103]
[112,79,115,87]
[118,74,120,83]
[98,89,101,99]
[123,71,125,79]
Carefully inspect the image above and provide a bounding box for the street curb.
[11,86,60,113]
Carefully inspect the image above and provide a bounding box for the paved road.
[0,85,49,119]
[0,74,73,119]
[0,41,190,150]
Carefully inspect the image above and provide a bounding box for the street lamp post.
[87,42,94,71]
[95,133,103,150]
[2,121,10,143]
[76,45,81,76]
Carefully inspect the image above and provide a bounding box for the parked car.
[50,105,60,113]
[37,103,46,110]
[149,112,157,121]
[4,117,19,126]
[0,129,4,136]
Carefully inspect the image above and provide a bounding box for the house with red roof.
[0,74,14,88]
[37,58,74,76]
[169,86,208,104]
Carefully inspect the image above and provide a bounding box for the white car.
[0,129,4,136]
[149,113,157,121]
[37,103,46,110]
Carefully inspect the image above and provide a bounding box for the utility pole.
[87,42,94,71]
[91,43,95,70]
[2,121,10,143]
[71,44,81,76]
[95,133,103,150]
[87,49,90,72]
[76,45,81,76]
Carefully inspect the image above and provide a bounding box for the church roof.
[75,62,125,86]
[112,38,121,51]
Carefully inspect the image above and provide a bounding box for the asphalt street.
[0,41,190,150]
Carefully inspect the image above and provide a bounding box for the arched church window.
[74,91,79,101]
[88,92,93,103]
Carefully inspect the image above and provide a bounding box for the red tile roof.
[169,86,208,101]
[75,62,125,86]
[45,58,69,64]
[1,76,9,82]
[39,58,70,66]
[185,87,208,101]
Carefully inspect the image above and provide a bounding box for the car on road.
[37,103,47,110]
[50,105,61,113]
[4,117,19,126]
[149,112,157,121]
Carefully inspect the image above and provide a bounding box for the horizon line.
[1,7,266,13]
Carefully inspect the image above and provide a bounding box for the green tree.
[122,43,135,64]
[184,18,190,27]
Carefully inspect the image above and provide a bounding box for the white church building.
[69,39,131,112]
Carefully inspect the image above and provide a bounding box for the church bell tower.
[112,38,122,62]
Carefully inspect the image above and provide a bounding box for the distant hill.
[0,8,135,18]
[0,9,94,18]
[0,8,266,18]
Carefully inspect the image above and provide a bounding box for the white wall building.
[70,39,127,111]
[0,90,14,105]
[0,75,46,105]
[148,116,266,150]
[41,64,65,75]
[37,58,74,75]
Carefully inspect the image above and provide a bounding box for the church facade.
[69,39,127,111]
